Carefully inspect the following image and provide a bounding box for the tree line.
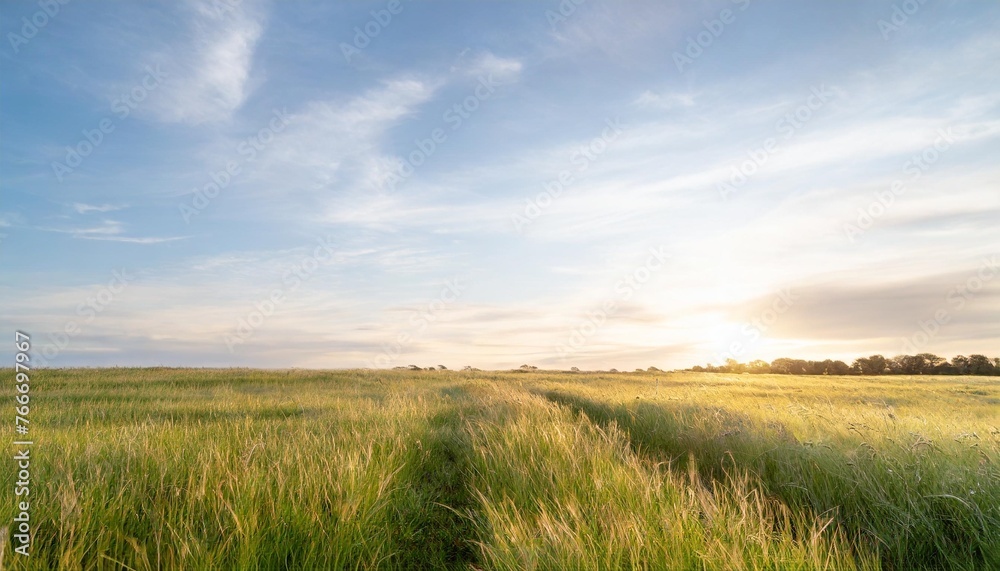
[689,353,1000,376]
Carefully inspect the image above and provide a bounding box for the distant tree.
[806,360,826,375]
[886,355,904,374]
[609,368,619,373]
[570,366,580,372]
[891,354,927,375]
[853,355,887,375]
[936,361,959,375]
[968,355,995,375]
[869,355,888,375]
[828,360,852,375]
[437,365,447,370]
[686,354,997,376]
[849,358,861,374]
[951,355,970,375]
[917,353,946,373]
[793,360,810,374]
[770,358,808,374]
[770,358,795,374]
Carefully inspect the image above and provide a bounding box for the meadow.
[1,368,997,570]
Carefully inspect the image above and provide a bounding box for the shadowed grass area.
[390,388,482,569]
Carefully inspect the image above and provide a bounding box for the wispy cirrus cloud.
[72,203,127,214]
[457,51,523,83]
[633,90,697,110]
[84,235,189,244]
[241,77,439,200]
[0,212,23,227]
[39,219,188,244]
[146,0,268,124]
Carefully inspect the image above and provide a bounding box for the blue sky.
[1,0,998,369]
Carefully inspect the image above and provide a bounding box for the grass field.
[1,368,997,570]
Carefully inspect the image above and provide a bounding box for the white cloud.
[459,51,523,83]
[147,0,267,124]
[72,203,126,214]
[543,1,687,62]
[0,212,23,227]
[38,219,188,244]
[215,77,438,210]
[633,90,697,110]
[60,219,124,236]
[83,235,189,244]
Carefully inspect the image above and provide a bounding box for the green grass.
[1,368,997,569]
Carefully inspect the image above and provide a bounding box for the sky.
[1,0,998,370]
